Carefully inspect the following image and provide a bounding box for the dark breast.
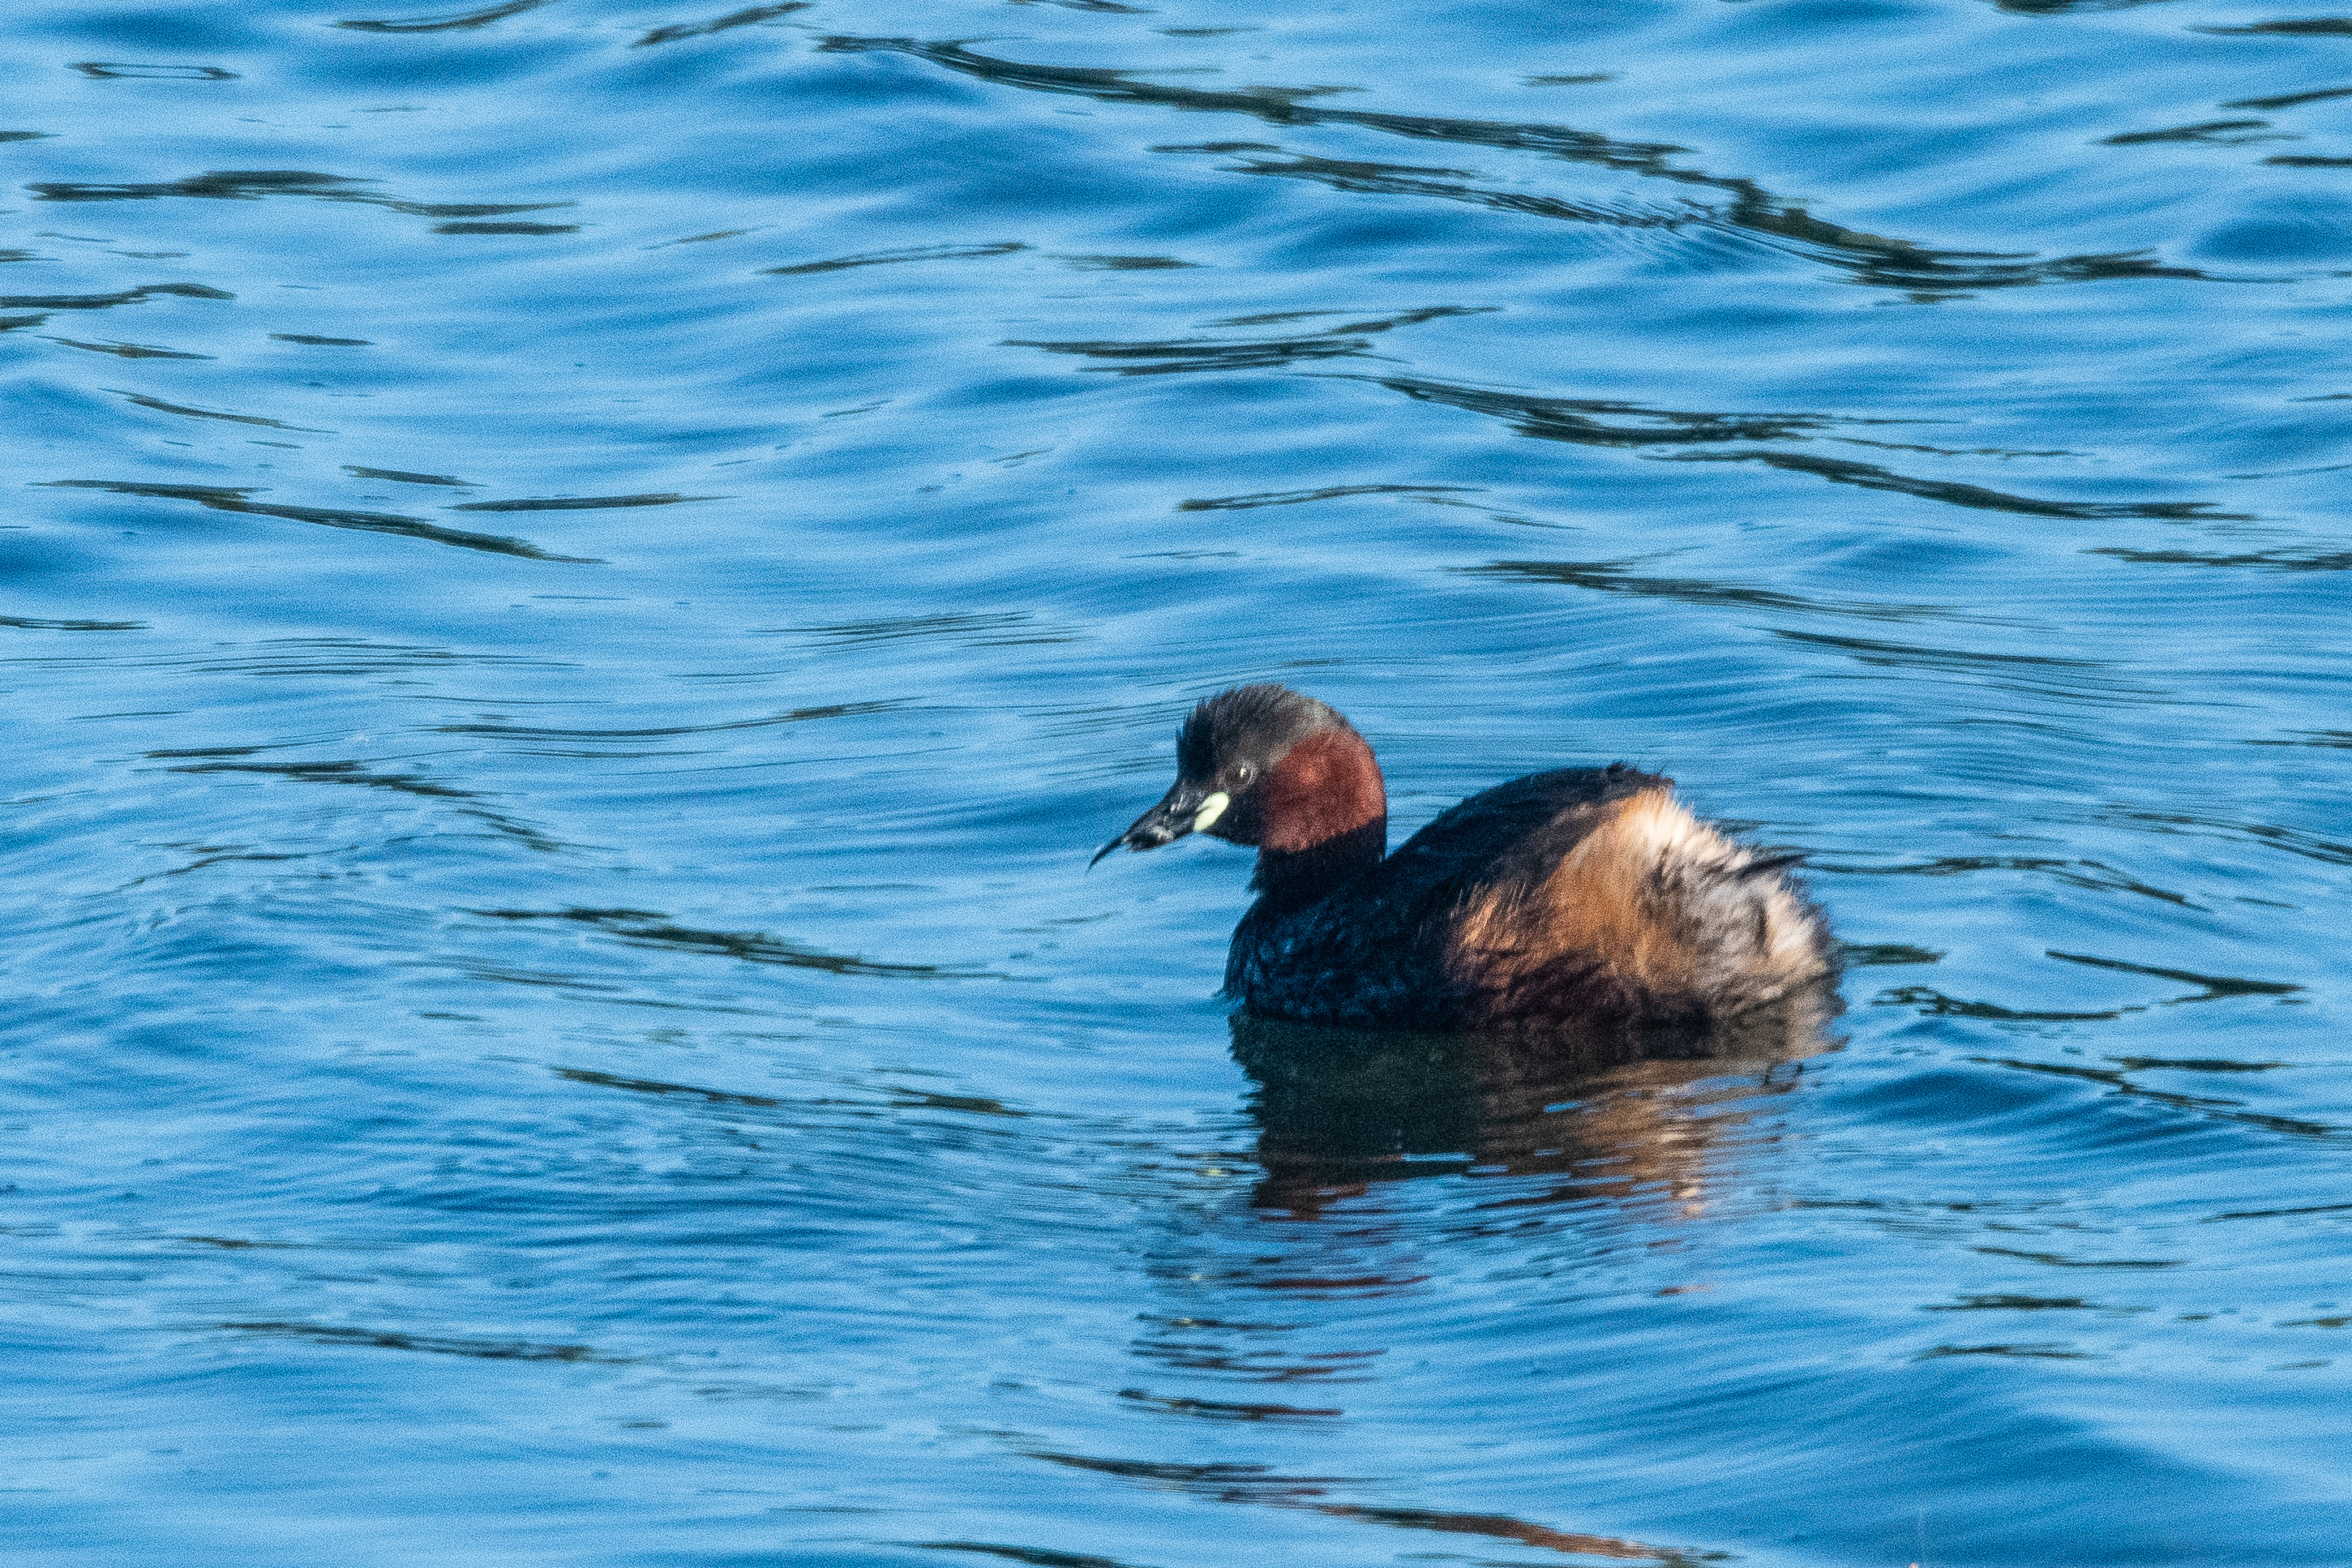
[1226,765,1665,1030]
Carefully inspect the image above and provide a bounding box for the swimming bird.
[1095,683,1835,1032]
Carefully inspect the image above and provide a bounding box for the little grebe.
[1095,683,1835,1031]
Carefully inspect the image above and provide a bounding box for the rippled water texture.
[4,0,2350,1562]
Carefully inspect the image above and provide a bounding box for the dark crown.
[1176,683,1349,778]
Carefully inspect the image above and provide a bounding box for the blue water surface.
[2,0,2349,1562]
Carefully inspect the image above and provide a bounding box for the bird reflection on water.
[1230,980,1842,1216]
[1082,987,1844,1561]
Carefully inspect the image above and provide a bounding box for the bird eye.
[1231,762,1254,786]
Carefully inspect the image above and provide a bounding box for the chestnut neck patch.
[1258,727,1387,855]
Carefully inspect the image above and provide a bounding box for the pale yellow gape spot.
[1192,791,1231,833]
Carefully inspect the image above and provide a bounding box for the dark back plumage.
[1227,766,1676,1030]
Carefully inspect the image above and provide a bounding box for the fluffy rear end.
[1447,788,1833,1023]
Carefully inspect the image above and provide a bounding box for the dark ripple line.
[910,1544,1147,1568]
[1115,1388,1343,1422]
[2195,17,2352,34]
[1306,1505,1674,1561]
[557,1065,1023,1117]
[765,241,1029,276]
[2248,729,2352,748]
[174,758,474,799]
[1357,370,2229,521]
[636,3,808,46]
[1203,362,2202,529]
[818,36,2227,292]
[2226,83,2352,110]
[1216,150,1689,230]
[0,281,232,310]
[769,610,1040,645]
[105,636,574,678]
[1010,327,1400,375]
[1664,449,2246,520]
[335,0,555,32]
[2103,119,2286,147]
[1973,1056,2341,1139]
[1016,1449,1677,1560]
[28,169,572,224]
[171,759,565,850]
[217,1321,620,1361]
[2090,546,2352,571]
[2046,949,2302,998]
[1767,627,2194,711]
[1178,483,1482,511]
[434,220,578,234]
[1009,308,1489,376]
[1879,953,2297,1026]
[1019,1450,1367,1496]
[41,480,596,562]
[71,62,238,79]
[109,390,329,433]
[1360,374,1848,446]
[476,906,992,978]
[1994,0,2173,14]
[2093,808,2352,868]
[1464,557,1987,624]
[1771,629,2099,669]
[51,338,212,360]
[1877,986,2133,1022]
[346,465,472,486]
[556,1065,783,1107]
[448,492,717,512]
[431,700,890,738]
[1973,1247,2185,1269]
[1823,854,2197,908]
[1056,252,1197,270]
[1843,942,1947,966]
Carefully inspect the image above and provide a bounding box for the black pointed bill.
[1090,782,1231,868]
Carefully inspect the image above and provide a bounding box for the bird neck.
[1236,726,1390,911]
[1249,814,1387,911]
